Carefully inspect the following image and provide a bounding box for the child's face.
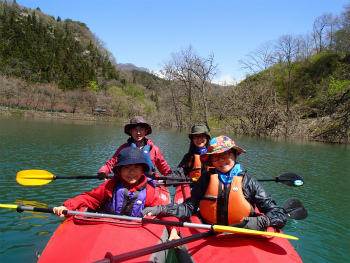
[211,150,236,174]
[120,164,143,185]
[130,125,147,142]
[192,134,207,148]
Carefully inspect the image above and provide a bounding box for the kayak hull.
[38,185,171,263]
[37,215,168,263]
[174,184,303,263]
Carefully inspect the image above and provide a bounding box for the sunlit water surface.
[0,116,349,262]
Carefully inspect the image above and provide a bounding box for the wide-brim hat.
[115,147,150,173]
[188,124,211,140]
[124,116,152,136]
[200,135,246,164]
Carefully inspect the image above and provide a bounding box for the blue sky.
[15,0,349,83]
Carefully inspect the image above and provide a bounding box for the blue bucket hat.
[115,147,150,173]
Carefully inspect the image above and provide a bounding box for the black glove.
[243,215,270,231]
[141,205,167,217]
[97,172,107,180]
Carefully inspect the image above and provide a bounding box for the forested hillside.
[0,0,349,143]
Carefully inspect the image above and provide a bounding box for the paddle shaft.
[54,175,113,180]
[17,205,53,213]
[93,231,215,263]
[11,205,298,239]
[14,205,208,229]
[16,170,304,187]
[153,176,296,182]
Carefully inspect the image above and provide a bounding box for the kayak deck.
[174,184,303,263]
[38,184,171,263]
[38,214,169,263]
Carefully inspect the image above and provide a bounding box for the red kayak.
[174,184,303,263]
[37,185,171,263]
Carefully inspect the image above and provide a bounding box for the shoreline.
[1,108,348,144]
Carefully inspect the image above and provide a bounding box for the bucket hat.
[124,116,152,136]
[200,135,246,164]
[115,147,150,173]
[188,124,211,140]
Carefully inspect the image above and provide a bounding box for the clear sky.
[15,0,349,83]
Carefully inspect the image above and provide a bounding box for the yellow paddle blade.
[0,204,18,210]
[16,170,54,186]
[213,225,298,240]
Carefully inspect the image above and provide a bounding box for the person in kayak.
[97,116,172,180]
[169,124,211,180]
[53,147,180,240]
[141,135,287,231]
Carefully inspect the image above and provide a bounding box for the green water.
[0,116,349,262]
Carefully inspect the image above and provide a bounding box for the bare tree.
[190,53,219,129]
[0,75,14,108]
[275,34,300,112]
[313,13,333,53]
[165,80,185,127]
[333,3,350,53]
[44,84,62,112]
[163,46,196,125]
[297,33,315,59]
[162,45,218,129]
[239,41,276,75]
[33,84,45,111]
[23,84,38,109]
[65,90,83,113]
[84,89,98,114]
[230,78,281,136]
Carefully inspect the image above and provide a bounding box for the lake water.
[0,115,349,262]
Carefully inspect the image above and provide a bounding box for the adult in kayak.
[142,135,286,231]
[53,147,180,240]
[97,116,172,179]
[169,124,211,180]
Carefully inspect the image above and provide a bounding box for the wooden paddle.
[0,203,299,240]
[16,170,304,187]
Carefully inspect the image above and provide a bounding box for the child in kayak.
[97,116,172,180]
[53,147,180,240]
[141,135,287,231]
[170,124,211,180]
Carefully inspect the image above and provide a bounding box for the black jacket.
[166,169,287,229]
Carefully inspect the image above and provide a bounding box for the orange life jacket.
[199,173,251,225]
[189,154,202,179]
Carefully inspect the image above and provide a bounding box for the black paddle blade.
[277,173,304,187]
[283,197,308,220]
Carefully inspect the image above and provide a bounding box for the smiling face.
[120,164,143,185]
[211,150,237,174]
[130,125,148,143]
[192,134,208,148]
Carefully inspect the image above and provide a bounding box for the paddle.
[16,170,304,187]
[0,201,301,240]
[153,172,304,187]
[93,231,216,263]
[16,170,114,186]
[91,197,307,263]
[283,197,308,220]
